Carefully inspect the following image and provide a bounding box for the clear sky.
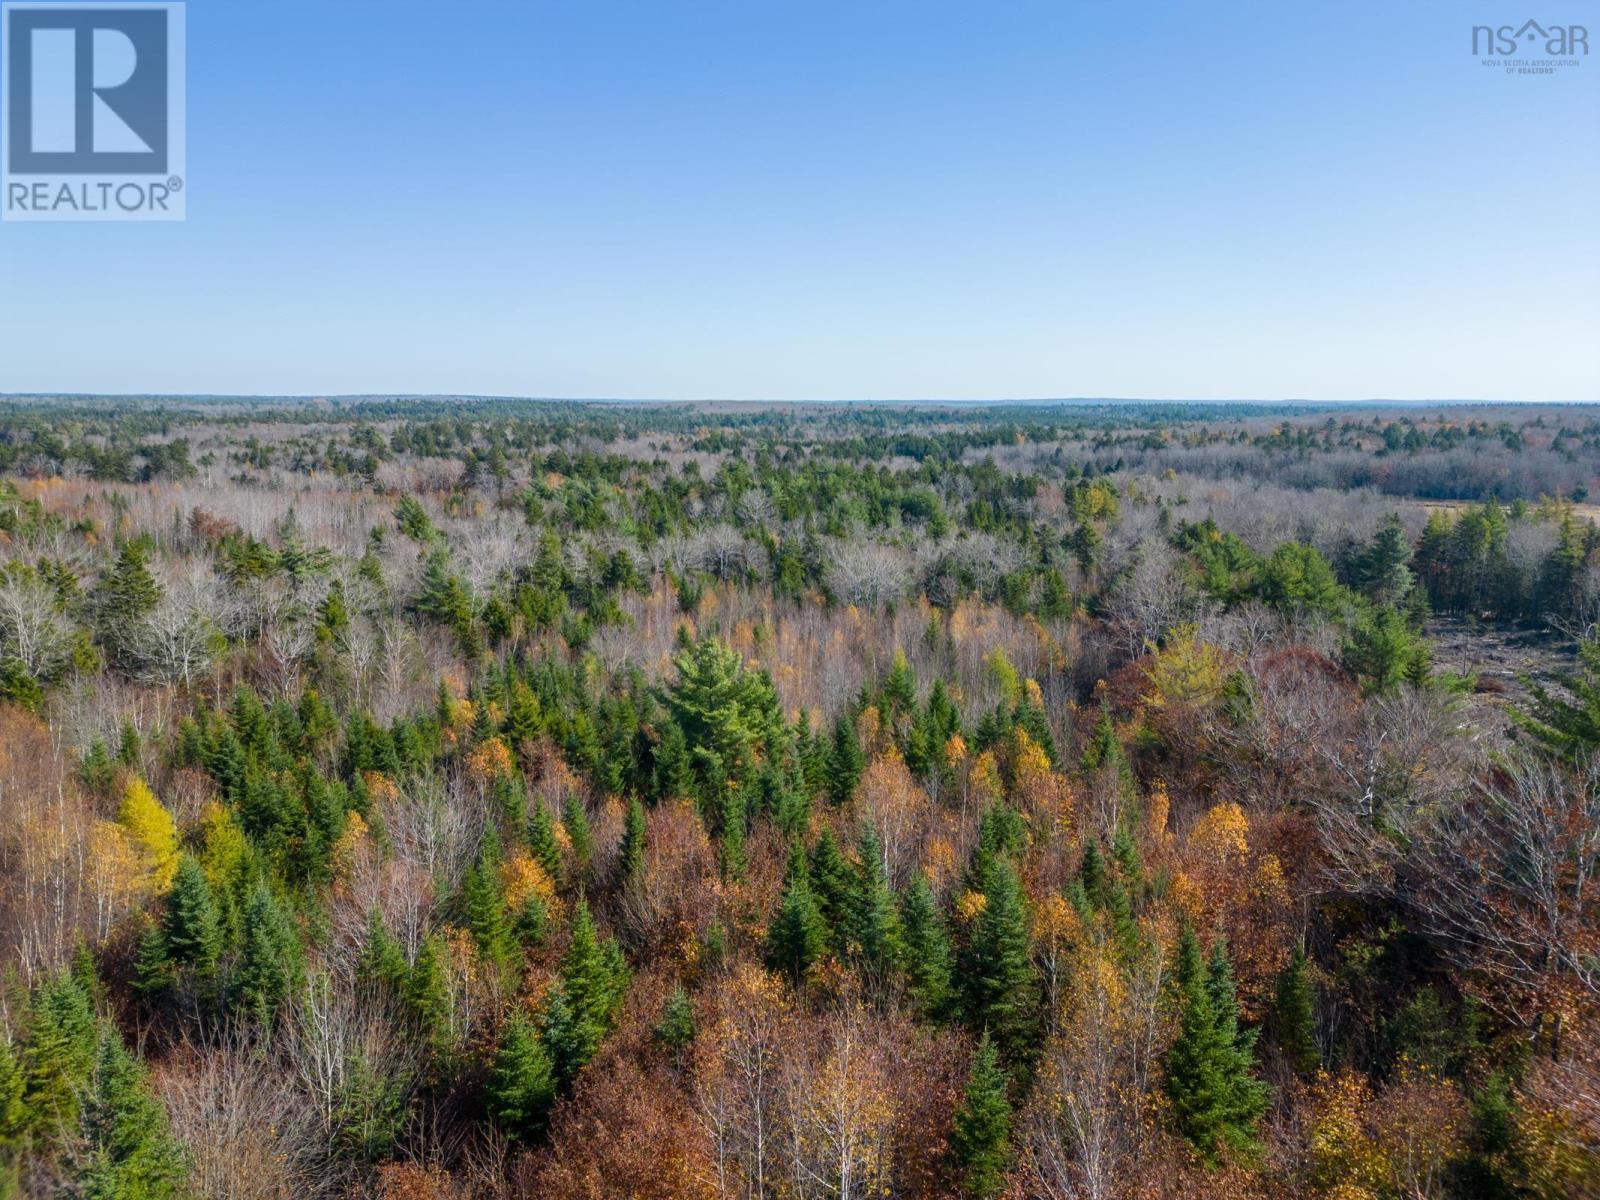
[1,0,1596,400]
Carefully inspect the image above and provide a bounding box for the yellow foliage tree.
[198,800,249,894]
[1142,624,1229,711]
[117,776,179,891]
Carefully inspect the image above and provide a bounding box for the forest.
[0,397,1596,1199]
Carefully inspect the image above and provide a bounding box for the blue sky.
[1,0,1596,400]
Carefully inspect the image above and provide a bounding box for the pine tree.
[1518,628,1600,758]
[948,1033,1012,1199]
[487,1011,555,1142]
[1164,929,1269,1165]
[162,854,221,973]
[826,712,865,806]
[619,796,647,883]
[665,638,781,787]
[765,845,830,982]
[1342,605,1428,695]
[1268,943,1318,1076]
[1357,514,1414,608]
[899,873,953,1020]
[74,1029,188,1199]
[962,859,1038,1067]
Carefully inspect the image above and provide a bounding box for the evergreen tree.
[619,796,647,883]
[1355,514,1414,607]
[0,1036,27,1149]
[20,972,97,1134]
[664,638,781,787]
[356,909,409,996]
[899,873,953,1020]
[562,796,593,879]
[807,828,853,945]
[132,919,172,998]
[826,711,865,806]
[765,845,830,982]
[527,800,563,882]
[653,985,696,1057]
[73,1030,188,1199]
[1342,605,1428,695]
[948,1033,1013,1199]
[545,901,628,1082]
[1518,628,1600,758]
[234,882,300,1022]
[486,1011,555,1142]
[961,859,1038,1067]
[407,935,453,1057]
[847,826,903,987]
[539,986,587,1086]
[1164,929,1269,1165]
[94,541,162,664]
[161,855,221,973]
[1268,943,1318,1076]
[461,832,513,974]
[503,680,540,752]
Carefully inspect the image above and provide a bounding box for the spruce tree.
[562,796,593,879]
[1268,943,1318,1076]
[546,900,628,1081]
[0,1037,27,1149]
[948,1033,1013,1199]
[1164,929,1269,1165]
[356,908,409,996]
[74,1029,188,1199]
[20,972,97,1135]
[899,873,953,1020]
[765,845,830,982]
[460,827,512,974]
[487,1011,555,1142]
[132,918,172,998]
[527,800,563,882]
[807,828,853,945]
[962,859,1039,1067]
[619,796,647,883]
[162,855,221,974]
[847,826,903,987]
[407,935,453,1058]
[826,712,865,806]
[503,679,540,751]
[654,985,696,1057]
[234,882,300,1022]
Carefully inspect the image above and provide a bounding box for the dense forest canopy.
[0,398,1596,1199]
